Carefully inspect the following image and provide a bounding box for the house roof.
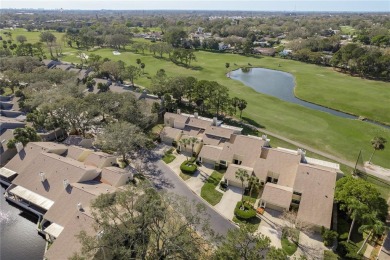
[65,145,92,161]
[101,167,132,187]
[4,142,68,173]
[186,117,212,129]
[294,164,337,229]
[164,112,188,124]
[224,164,254,185]
[204,125,235,139]
[83,152,116,168]
[261,183,293,209]
[44,211,96,260]
[219,135,265,168]
[160,126,182,141]
[43,181,115,226]
[10,185,55,210]
[198,145,223,162]
[202,134,225,146]
[253,147,301,187]
[12,152,100,201]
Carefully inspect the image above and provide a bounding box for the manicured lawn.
[281,236,298,256]
[4,29,390,168]
[200,171,224,206]
[162,154,175,164]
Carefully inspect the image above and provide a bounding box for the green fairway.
[3,29,390,168]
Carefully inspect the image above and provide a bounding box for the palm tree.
[237,99,247,119]
[188,137,199,156]
[235,169,249,205]
[248,175,261,198]
[179,138,191,161]
[369,136,387,164]
[231,97,240,115]
[357,212,388,254]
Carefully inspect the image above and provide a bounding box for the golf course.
[4,29,390,168]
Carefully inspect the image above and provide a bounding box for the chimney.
[39,172,46,182]
[63,179,69,189]
[194,112,198,118]
[77,202,83,211]
[16,142,24,153]
[177,109,181,114]
[297,148,306,163]
[261,134,267,140]
[212,117,218,126]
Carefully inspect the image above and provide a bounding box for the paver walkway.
[214,186,243,220]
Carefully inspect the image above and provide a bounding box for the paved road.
[141,152,236,236]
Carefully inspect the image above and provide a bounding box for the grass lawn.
[281,237,298,256]
[4,29,390,169]
[232,216,261,233]
[162,154,176,164]
[200,171,224,206]
[340,26,356,35]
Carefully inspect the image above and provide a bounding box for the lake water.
[0,185,46,260]
[229,67,357,119]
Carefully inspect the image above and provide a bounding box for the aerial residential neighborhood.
[1,1,390,260]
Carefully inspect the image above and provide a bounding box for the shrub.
[15,90,24,97]
[321,228,338,246]
[234,201,256,220]
[180,160,197,174]
[337,241,361,259]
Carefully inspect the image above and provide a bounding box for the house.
[1,141,135,258]
[253,47,276,56]
[221,145,339,229]
[68,68,92,80]
[161,111,242,156]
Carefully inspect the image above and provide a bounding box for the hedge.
[180,160,197,174]
[234,201,256,220]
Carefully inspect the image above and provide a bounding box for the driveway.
[186,165,214,195]
[214,186,243,220]
[257,209,283,248]
[168,153,186,175]
[295,231,327,259]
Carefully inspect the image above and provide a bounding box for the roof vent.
[77,202,83,211]
[194,112,198,118]
[63,179,69,189]
[39,172,46,182]
[177,109,181,114]
[212,117,218,126]
[297,148,306,163]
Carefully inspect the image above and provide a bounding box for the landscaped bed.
[179,160,197,180]
[162,154,176,164]
[200,171,224,206]
[233,201,260,232]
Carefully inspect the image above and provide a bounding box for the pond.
[229,67,389,129]
[1,185,46,260]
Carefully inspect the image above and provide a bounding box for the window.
[220,160,227,165]
[199,157,202,162]
[272,178,278,184]
[266,177,272,183]
[292,199,301,205]
[293,191,302,196]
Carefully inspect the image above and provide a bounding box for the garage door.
[201,158,216,166]
[227,179,243,188]
[266,203,286,212]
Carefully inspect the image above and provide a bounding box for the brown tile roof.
[202,134,224,146]
[83,152,117,168]
[198,145,223,162]
[186,117,212,129]
[12,152,100,201]
[219,135,265,167]
[101,167,132,187]
[253,148,301,187]
[224,164,254,186]
[66,146,92,161]
[160,126,182,140]
[44,211,95,260]
[204,125,235,139]
[261,183,293,209]
[294,164,337,229]
[4,142,68,173]
[164,112,188,124]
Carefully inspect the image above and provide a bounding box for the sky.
[0,0,389,12]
